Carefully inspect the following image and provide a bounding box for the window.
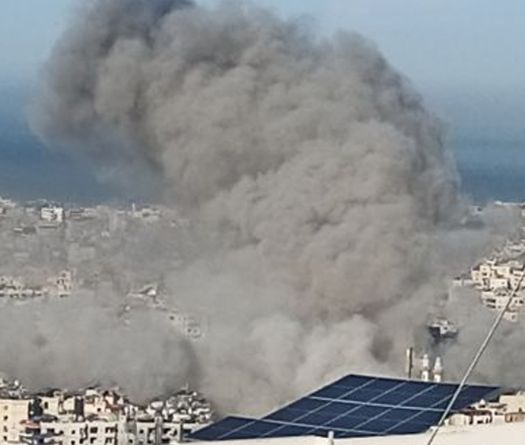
[3,416,8,421]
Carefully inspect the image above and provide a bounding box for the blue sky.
[2,0,524,92]
[0,0,525,91]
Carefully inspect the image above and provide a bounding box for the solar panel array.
[190,374,500,441]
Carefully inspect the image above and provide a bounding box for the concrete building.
[37,418,121,445]
[499,392,525,413]
[480,288,525,321]
[0,379,211,445]
[447,401,507,426]
[130,204,161,223]
[471,259,525,291]
[0,398,31,443]
[0,272,72,300]
[40,206,65,224]
[0,276,44,300]
[186,422,525,445]
[129,417,190,445]
[46,270,73,298]
[0,197,16,209]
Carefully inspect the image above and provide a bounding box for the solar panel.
[190,374,500,441]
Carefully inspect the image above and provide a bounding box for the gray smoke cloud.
[19,0,520,413]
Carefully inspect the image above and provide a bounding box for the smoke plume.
[17,0,519,413]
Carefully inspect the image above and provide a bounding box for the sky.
[1,0,524,91]
[1,0,524,139]
[0,0,524,202]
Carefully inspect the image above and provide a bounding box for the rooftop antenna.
[425,270,525,445]
[420,354,431,382]
[405,347,414,379]
[433,357,443,383]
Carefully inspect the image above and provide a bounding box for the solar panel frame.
[189,416,257,441]
[189,374,500,442]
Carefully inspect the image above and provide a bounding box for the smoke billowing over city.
[1,0,518,417]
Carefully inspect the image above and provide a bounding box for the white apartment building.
[40,206,65,224]
[447,393,525,427]
[0,271,72,300]
[37,388,126,421]
[38,418,121,445]
[39,394,63,417]
[471,259,525,290]
[0,398,30,443]
[27,389,125,445]
[470,258,525,320]
[502,240,525,258]
[489,277,509,289]
[130,204,161,223]
[480,288,525,322]
[83,389,135,419]
[67,208,100,221]
[0,197,15,209]
[446,407,495,426]
[128,418,199,445]
[0,380,211,445]
[46,271,73,298]
[500,392,525,413]
[0,277,44,300]
[471,261,493,289]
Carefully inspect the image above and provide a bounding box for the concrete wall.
[193,422,525,445]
